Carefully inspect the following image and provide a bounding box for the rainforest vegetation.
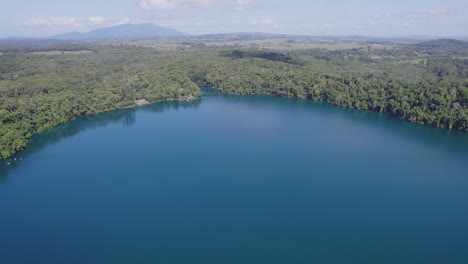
[1,38,467,159]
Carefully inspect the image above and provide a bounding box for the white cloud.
[396,7,463,19]
[249,19,273,25]
[139,0,218,10]
[110,17,132,26]
[88,17,106,26]
[23,16,137,30]
[23,17,82,27]
[234,0,253,11]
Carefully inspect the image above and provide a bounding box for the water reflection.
[1,93,467,181]
[0,98,201,180]
[219,93,468,154]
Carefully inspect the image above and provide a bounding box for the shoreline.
[1,94,201,161]
[126,94,199,109]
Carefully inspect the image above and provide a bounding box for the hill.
[415,39,468,49]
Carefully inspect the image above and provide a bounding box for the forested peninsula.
[1,38,467,159]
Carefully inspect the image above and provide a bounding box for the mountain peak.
[54,23,188,40]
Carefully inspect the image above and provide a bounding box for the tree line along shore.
[1,39,467,159]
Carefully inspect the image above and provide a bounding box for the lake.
[1,92,468,264]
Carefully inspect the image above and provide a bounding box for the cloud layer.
[14,1,468,37]
[23,16,137,29]
[139,0,218,10]
[24,17,82,27]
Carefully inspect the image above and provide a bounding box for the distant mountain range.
[1,23,467,43]
[53,23,188,40]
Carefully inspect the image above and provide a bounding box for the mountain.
[53,23,188,40]
[415,39,468,49]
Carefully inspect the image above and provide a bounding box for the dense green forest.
[1,39,467,159]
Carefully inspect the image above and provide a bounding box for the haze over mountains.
[1,23,467,43]
[53,23,188,40]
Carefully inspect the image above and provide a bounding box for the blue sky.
[1,0,467,37]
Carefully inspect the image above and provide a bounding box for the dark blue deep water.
[1,93,468,264]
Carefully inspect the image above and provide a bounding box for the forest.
[1,38,467,159]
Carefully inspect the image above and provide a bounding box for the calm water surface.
[1,93,468,264]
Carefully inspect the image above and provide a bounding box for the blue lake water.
[1,93,468,264]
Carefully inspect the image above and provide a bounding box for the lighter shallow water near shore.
[1,93,468,264]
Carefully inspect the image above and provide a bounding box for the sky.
[1,0,467,37]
